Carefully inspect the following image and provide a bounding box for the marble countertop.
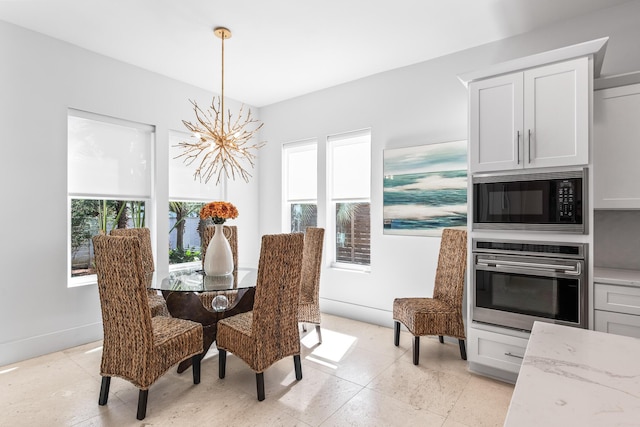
[594,267,640,288]
[504,322,640,426]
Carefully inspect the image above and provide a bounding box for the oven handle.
[476,258,582,275]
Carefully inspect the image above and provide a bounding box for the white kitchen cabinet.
[467,327,529,374]
[594,282,640,339]
[593,83,640,209]
[594,310,640,339]
[469,73,522,172]
[469,57,589,173]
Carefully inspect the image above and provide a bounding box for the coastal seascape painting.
[383,140,467,236]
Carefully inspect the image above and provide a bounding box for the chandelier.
[176,27,265,185]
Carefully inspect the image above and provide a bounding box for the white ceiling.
[0,0,630,107]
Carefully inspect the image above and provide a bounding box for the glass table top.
[148,267,257,292]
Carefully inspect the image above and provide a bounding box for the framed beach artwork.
[383,140,467,236]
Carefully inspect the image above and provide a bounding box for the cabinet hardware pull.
[528,129,532,163]
[516,131,520,164]
[504,352,524,359]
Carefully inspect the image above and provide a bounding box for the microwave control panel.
[557,180,576,221]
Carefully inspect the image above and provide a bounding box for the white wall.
[0,21,261,365]
[3,0,640,365]
[257,0,640,327]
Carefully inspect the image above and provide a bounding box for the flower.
[200,201,239,224]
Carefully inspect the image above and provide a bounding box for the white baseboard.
[319,298,394,328]
[1,322,103,366]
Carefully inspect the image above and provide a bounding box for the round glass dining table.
[149,267,257,293]
[147,267,257,373]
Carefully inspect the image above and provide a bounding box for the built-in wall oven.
[472,239,587,332]
[473,169,586,233]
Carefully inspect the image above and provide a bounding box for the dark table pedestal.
[162,287,255,373]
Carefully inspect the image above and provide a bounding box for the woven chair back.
[299,228,324,305]
[202,225,238,272]
[92,235,154,368]
[432,228,468,309]
[252,233,304,357]
[110,227,155,274]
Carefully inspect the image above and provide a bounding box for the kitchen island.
[504,322,640,426]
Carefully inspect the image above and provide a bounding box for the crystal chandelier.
[176,27,265,185]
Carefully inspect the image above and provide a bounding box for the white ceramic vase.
[203,223,234,276]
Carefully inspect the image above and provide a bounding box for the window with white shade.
[67,109,154,286]
[328,129,371,268]
[168,130,225,266]
[283,140,317,233]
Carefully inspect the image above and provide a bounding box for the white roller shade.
[68,110,153,198]
[285,141,317,201]
[329,130,371,199]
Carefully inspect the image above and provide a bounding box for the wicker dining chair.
[298,227,325,343]
[110,227,169,317]
[92,234,203,420]
[393,228,468,365]
[216,233,305,401]
[198,225,239,309]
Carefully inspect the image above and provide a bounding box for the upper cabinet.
[593,82,640,209]
[469,57,589,173]
[469,72,522,172]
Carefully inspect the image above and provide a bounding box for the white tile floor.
[0,314,514,426]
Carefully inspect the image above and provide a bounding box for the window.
[70,198,147,276]
[328,130,371,268]
[168,200,206,265]
[168,130,224,267]
[68,110,154,286]
[283,140,317,233]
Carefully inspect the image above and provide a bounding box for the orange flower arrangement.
[200,201,239,224]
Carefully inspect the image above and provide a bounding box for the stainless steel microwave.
[472,169,587,233]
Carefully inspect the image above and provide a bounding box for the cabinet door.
[523,57,589,168]
[593,83,640,208]
[468,327,529,374]
[469,73,523,173]
[594,283,640,316]
[594,310,640,339]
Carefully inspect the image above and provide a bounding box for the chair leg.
[315,324,322,344]
[218,349,227,379]
[192,354,201,384]
[413,336,420,365]
[459,339,467,361]
[256,372,265,401]
[294,354,303,380]
[439,335,444,344]
[394,321,400,346]
[98,376,110,405]
[302,323,308,332]
[136,389,148,420]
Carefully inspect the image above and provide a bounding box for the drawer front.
[594,283,640,316]
[594,310,640,339]
[469,328,529,373]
